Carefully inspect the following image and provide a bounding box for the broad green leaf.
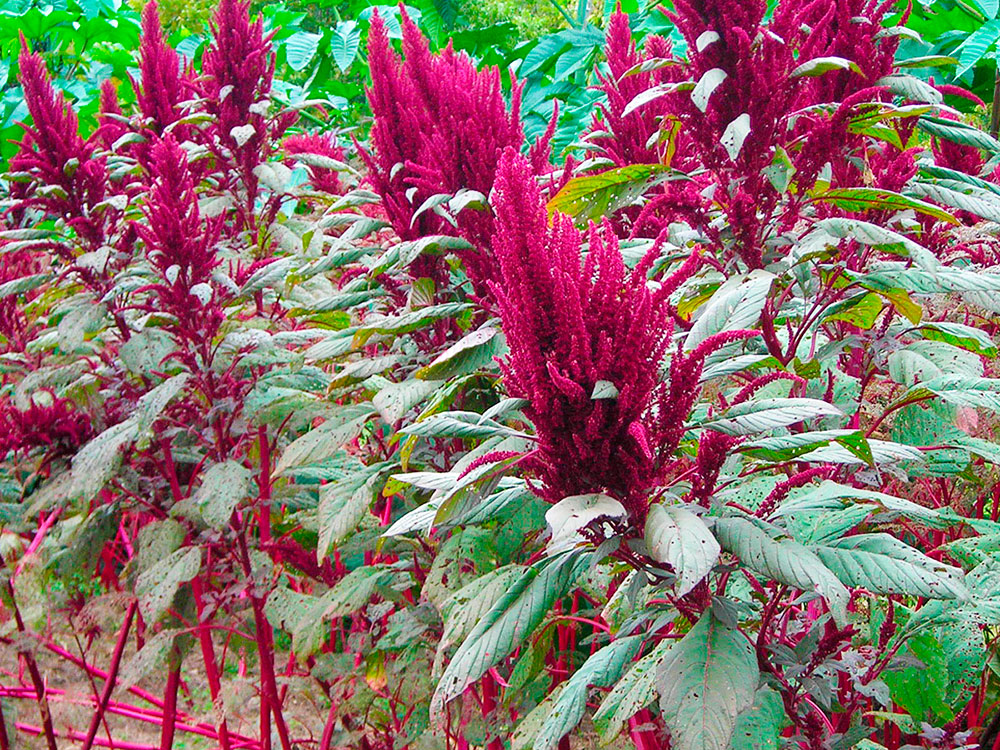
[741,429,859,462]
[900,375,1000,412]
[372,379,439,423]
[136,547,201,623]
[720,113,751,161]
[594,639,675,743]
[70,418,141,501]
[274,404,375,475]
[691,68,727,112]
[954,19,1000,76]
[810,188,956,224]
[400,411,528,440]
[285,30,322,71]
[814,534,968,599]
[534,637,643,750]
[685,271,774,351]
[917,116,1000,151]
[715,516,850,625]
[728,686,787,750]
[657,614,759,750]
[546,493,627,555]
[331,21,361,72]
[703,398,842,436]
[415,326,505,380]
[645,504,720,596]
[546,164,675,223]
[790,56,862,77]
[431,551,591,716]
[195,460,253,528]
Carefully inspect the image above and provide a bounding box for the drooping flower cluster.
[362,9,527,289]
[12,45,111,249]
[0,392,92,458]
[134,1,193,138]
[590,1,904,265]
[491,148,752,518]
[135,136,223,342]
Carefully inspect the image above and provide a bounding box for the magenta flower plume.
[284,133,346,195]
[135,136,222,338]
[134,1,191,136]
[0,392,92,458]
[361,8,524,289]
[201,0,274,152]
[590,10,683,168]
[489,148,744,518]
[12,42,109,248]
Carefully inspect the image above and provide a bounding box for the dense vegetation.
[8,0,1000,749]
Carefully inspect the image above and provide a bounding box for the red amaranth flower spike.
[134,135,222,340]
[135,1,192,136]
[360,8,525,290]
[201,0,274,152]
[12,40,109,248]
[0,392,93,458]
[489,147,750,519]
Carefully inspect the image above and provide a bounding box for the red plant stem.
[0,687,258,747]
[14,507,62,578]
[235,529,292,750]
[480,673,503,750]
[81,600,138,750]
[159,649,181,750]
[258,426,272,544]
[628,710,661,750]
[17,721,158,750]
[2,574,57,750]
[191,577,236,750]
[0,696,10,750]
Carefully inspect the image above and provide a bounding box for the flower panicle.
[360,7,524,290]
[12,41,109,246]
[135,135,221,321]
[491,147,752,518]
[135,1,192,134]
[202,0,275,149]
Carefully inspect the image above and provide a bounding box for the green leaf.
[195,460,253,528]
[546,164,675,223]
[684,271,774,351]
[372,379,439,423]
[546,493,627,555]
[431,551,591,716]
[691,68,727,112]
[400,411,528,440]
[814,534,968,599]
[533,636,643,750]
[720,113,751,161]
[70,419,141,501]
[702,398,842,436]
[728,686,787,750]
[415,326,505,380]
[810,188,956,224]
[331,21,361,72]
[317,464,385,563]
[917,116,1000,151]
[594,639,675,743]
[645,504,720,596]
[790,56,863,77]
[285,30,322,71]
[274,404,375,475]
[954,19,1000,76]
[714,516,850,625]
[900,376,1000,412]
[657,613,759,750]
[136,547,201,623]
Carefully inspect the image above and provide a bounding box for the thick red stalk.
[80,601,138,750]
[158,650,181,750]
